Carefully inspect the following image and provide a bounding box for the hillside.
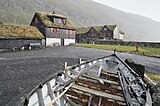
[0,0,160,41]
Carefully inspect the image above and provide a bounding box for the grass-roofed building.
[30,12,76,46]
[0,24,44,49]
[76,25,124,43]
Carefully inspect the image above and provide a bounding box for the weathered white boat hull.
[19,54,152,106]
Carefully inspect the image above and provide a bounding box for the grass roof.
[93,26,104,32]
[76,25,117,34]
[37,12,67,19]
[106,25,117,31]
[35,12,75,29]
[76,27,92,34]
[0,24,44,39]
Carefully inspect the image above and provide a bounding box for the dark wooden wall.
[76,27,114,43]
[99,27,113,39]
[45,28,75,39]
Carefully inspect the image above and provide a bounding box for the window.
[91,29,94,32]
[104,33,106,37]
[66,30,73,35]
[104,28,107,31]
[54,18,59,24]
[100,33,102,36]
[58,19,62,24]
[50,28,54,33]
[53,18,64,25]
[66,30,69,35]
[56,28,59,33]
[108,32,111,36]
[92,33,94,37]
[69,30,72,35]
[34,18,38,24]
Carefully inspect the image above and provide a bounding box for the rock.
[125,58,145,78]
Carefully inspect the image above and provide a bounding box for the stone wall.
[95,40,160,48]
[0,39,42,49]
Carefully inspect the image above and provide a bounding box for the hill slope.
[0,0,160,41]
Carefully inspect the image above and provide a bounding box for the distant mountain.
[0,0,160,41]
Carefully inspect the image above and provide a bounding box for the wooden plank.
[102,72,119,78]
[46,83,73,106]
[82,74,119,85]
[71,84,125,102]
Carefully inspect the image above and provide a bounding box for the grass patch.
[0,24,44,39]
[77,43,160,56]
[145,72,160,81]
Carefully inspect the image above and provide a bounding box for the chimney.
[52,11,55,14]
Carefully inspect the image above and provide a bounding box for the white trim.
[46,38,61,47]
[64,39,75,45]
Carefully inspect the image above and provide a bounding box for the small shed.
[0,24,44,50]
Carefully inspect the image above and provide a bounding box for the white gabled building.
[113,26,124,40]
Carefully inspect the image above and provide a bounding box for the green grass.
[77,43,160,56]
[145,72,160,81]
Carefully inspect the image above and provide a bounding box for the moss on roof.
[76,26,92,34]
[76,25,117,34]
[93,26,104,32]
[106,25,117,31]
[0,24,44,39]
[37,12,67,19]
[35,12,75,29]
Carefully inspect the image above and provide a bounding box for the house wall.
[0,39,42,49]
[113,27,120,39]
[76,28,99,43]
[99,26,113,39]
[119,34,124,40]
[46,38,61,46]
[42,39,46,47]
[87,28,98,38]
[46,38,75,46]
[64,39,75,45]
[45,28,75,39]
[45,28,75,46]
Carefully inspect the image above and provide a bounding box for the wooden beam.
[82,74,119,85]
[71,84,125,102]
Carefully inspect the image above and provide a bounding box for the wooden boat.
[19,54,152,106]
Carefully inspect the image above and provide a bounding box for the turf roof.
[35,12,75,29]
[0,24,44,39]
[93,26,104,32]
[106,25,117,31]
[76,27,92,34]
[76,25,117,34]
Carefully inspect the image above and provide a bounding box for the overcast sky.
[92,0,160,22]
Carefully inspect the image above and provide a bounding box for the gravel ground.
[0,46,160,106]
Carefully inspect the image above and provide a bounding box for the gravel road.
[0,46,160,106]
